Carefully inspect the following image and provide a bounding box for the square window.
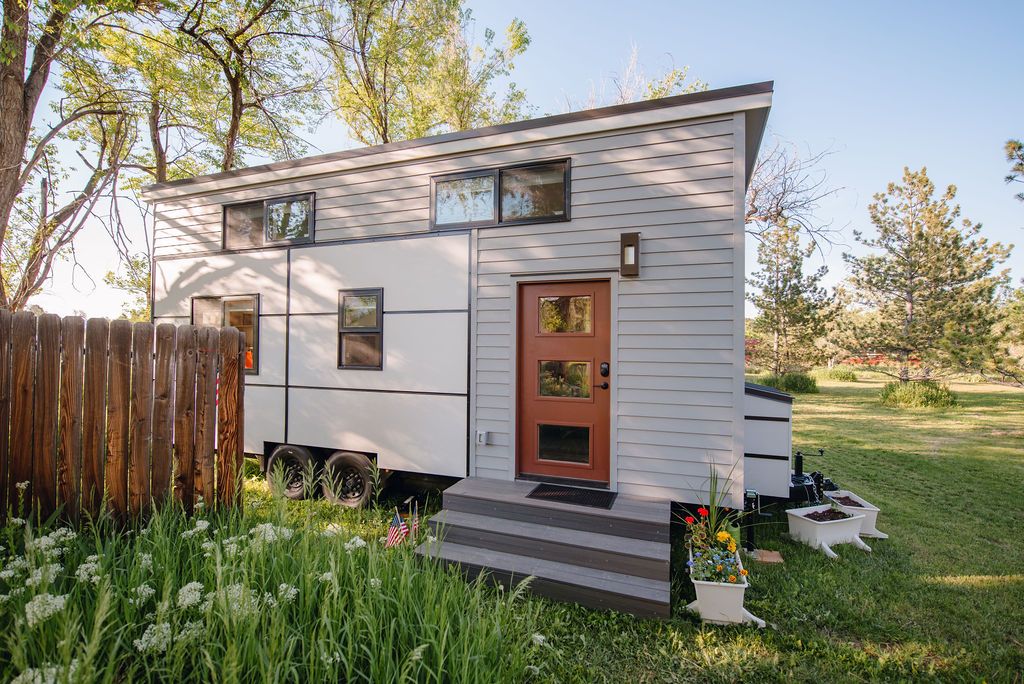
[500,162,568,222]
[224,201,265,249]
[191,295,259,372]
[265,195,313,243]
[338,289,383,369]
[433,174,495,227]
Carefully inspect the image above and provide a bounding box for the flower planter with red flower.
[682,492,763,628]
[786,503,872,559]
[824,490,888,539]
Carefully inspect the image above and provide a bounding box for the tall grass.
[811,367,858,382]
[756,372,819,394]
[879,380,959,408]
[0,480,547,683]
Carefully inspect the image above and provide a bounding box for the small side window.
[338,289,383,370]
[431,173,496,228]
[190,295,259,372]
[265,194,314,244]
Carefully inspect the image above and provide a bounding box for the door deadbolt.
[599,362,610,377]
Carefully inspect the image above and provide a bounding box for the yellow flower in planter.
[728,540,737,553]
[740,568,748,577]
[728,575,737,583]
[716,531,731,543]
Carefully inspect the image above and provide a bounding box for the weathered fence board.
[58,316,85,522]
[0,309,12,514]
[0,311,244,524]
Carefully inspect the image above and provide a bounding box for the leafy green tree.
[104,253,151,321]
[1006,139,1024,202]
[746,222,830,375]
[844,167,1012,382]
[322,0,529,145]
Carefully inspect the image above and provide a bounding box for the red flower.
[684,516,695,524]
[697,507,709,517]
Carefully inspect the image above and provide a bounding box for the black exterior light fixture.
[620,232,640,277]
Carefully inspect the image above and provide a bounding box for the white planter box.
[825,489,888,539]
[686,550,764,627]
[786,504,872,559]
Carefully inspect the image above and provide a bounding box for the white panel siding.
[288,234,468,314]
[288,312,467,393]
[287,388,466,477]
[153,250,288,317]
[245,386,286,453]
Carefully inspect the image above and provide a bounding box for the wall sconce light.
[620,232,640,277]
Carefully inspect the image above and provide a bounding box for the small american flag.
[385,509,409,547]
[411,500,419,537]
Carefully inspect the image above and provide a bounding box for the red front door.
[516,281,611,483]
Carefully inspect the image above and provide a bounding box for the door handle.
[593,382,609,390]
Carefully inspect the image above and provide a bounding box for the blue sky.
[32,1,1023,315]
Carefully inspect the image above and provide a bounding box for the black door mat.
[526,483,617,509]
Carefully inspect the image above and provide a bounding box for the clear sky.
[30,0,1024,316]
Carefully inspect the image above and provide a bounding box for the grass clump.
[812,367,858,382]
[879,379,959,408]
[757,371,819,394]
[0,481,546,684]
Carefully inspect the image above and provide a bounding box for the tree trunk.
[148,100,167,183]
[0,1,31,307]
[222,73,243,171]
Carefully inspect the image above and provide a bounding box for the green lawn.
[1,377,1022,682]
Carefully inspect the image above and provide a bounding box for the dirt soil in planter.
[804,508,852,522]
[829,495,864,508]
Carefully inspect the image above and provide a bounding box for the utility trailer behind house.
[144,81,792,616]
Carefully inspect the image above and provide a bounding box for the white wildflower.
[10,659,79,684]
[179,620,204,643]
[180,519,210,540]
[129,583,156,606]
[203,583,260,619]
[369,578,382,589]
[531,633,547,646]
[321,523,345,537]
[194,496,205,512]
[248,523,293,552]
[1,556,29,581]
[343,536,366,553]
[319,649,342,666]
[378,536,387,544]
[133,622,172,654]
[24,593,67,628]
[75,555,101,585]
[409,644,427,662]
[25,563,62,588]
[9,517,26,527]
[263,592,278,608]
[277,583,299,604]
[139,553,153,572]
[25,528,75,560]
[177,582,205,610]
[0,587,25,604]
[318,571,334,584]
[426,535,437,544]
[200,540,217,559]
[15,481,29,492]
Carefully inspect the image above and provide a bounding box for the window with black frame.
[338,289,383,369]
[430,160,569,229]
[223,193,314,249]
[191,295,259,371]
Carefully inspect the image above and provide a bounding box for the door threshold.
[516,473,611,491]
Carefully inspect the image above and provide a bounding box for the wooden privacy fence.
[0,310,245,524]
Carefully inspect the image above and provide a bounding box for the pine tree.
[746,222,830,375]
[844,167,1011,381]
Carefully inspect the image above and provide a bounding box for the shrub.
[879,380,959,409]
[757,372,819,394]
[812,367,858,382]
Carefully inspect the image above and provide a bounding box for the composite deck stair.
[415,477,672,618]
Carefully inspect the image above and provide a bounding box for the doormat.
[526,484,617,509]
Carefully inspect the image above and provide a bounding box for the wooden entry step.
[415,477,673,618]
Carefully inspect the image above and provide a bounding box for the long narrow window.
[338,289,383,370]
[430,160,570,229]
[191,295,259,372]
[223,193,314,249]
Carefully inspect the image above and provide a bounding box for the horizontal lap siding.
[471,117,741,505]
[153,118,735,258]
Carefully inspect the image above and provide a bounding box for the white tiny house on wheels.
[144,82,784,616]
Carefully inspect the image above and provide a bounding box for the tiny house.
[144,82,783,615]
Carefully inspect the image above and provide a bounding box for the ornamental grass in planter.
[682,470,764,628]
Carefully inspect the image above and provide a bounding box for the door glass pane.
[224,201,264,249]
[265,196,311,242]
[539,361,591,398]
[342,294,379,328]
[341,332,382,367]
[539,295,592,333]
[500,163,566,222]
[435,175,495,225]
[224,298,256,370]
[538,424,590,464]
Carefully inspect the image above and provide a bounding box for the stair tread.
[445,477,670,526]
[418,541,671,603]
[430,509,670,561]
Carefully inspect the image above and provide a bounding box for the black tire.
[322,451,374,508]
[266,444,312,500]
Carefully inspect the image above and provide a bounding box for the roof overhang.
[142,80,773,202]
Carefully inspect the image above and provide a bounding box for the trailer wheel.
[266,444,312,500]
[322,451,374,508]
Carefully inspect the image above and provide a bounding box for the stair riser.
[430,519,669,580]
[444,493,670,543]
[442,558,670,619]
